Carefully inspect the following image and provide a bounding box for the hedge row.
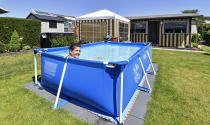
[0,17,41,47]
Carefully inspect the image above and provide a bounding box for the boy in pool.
[68,43,81,58]
[68,43,104,60]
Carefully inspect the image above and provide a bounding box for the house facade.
[127,14,202,48]
[26,10,76,33]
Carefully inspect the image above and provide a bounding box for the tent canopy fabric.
[76,9,130,22]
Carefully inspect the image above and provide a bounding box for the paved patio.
[23,63,158,125]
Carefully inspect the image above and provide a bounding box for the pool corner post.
[34,53,38,86]
[119,65,125,124]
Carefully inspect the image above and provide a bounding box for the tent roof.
[76,9,130,22]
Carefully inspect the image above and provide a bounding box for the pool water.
[48,44,143,62]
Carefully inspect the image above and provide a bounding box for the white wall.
[191,24,198,34]
[41,21,64,33]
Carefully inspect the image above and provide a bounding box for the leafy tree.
[182,9,199,14]
[9,30,21,52]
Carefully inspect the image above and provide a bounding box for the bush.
[51,34,79,47]
[0,41,5,53]
[5,44,10,52]
[0,17,41,47]
[206,30,210,45]
[191,33,202,43]
[23,45,31,50]
[69,34,79,45]
[192,42,198,48]
[9,30,21,52]
[51,35,68,47]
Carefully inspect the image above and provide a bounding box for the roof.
[76,9,130,22]
[34,10,75,19]
[127,13,203,20]
[0,7,9,14]
[26,10,75,21]
[203,20,210,24]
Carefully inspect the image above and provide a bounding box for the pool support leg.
[53,57,68,109]
[146,50,156,75]
[139,57,152,93]
[119,66,124,124]
[34,54,38,86]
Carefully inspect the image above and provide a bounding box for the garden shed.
[127,13,202,48]
[76,9,130,42]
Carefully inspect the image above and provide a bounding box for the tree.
[9,30,21,52]
[182,9,199,14]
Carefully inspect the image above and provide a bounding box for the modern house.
[0,7,9,14]
[26,10,76,48]
[127,14,202,48]
[26,10,76,33]
[76,9,130,42]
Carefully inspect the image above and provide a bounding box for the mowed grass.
[144,49,210,125]
[0,49,210,125]
[201,45,210,54]
[0,53,90,125]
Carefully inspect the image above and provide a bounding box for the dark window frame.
[119,22,129,41]
[49,21,57,28]
[164,21,187,33]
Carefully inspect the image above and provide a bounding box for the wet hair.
[69,43,81,51]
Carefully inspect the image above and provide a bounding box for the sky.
[1,0,210,18]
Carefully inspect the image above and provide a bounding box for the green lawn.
[145,49,210,125]
[0,53,90,125]
[0,50,210,125]
[201,45,210,54]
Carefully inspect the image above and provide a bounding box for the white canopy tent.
[76,9,130,42]
[77,9,130,22]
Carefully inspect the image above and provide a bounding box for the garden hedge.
[0,17,41,48]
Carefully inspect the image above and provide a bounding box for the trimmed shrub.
[69,34,79,45]
[51,34,79,47]
[23,45,31,50]
[9,30,21,52]
[191,33,202,43]
[192,42,198,48]
[0,17,41,48]
[51,35,68,47]
[0,41,5,53]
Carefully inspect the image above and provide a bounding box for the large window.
[81,22,106,42]
[49,21,57,28]
[64,20,75,32]
[164,22,187,33]
[119,22,128,41]
[131,23,146,33]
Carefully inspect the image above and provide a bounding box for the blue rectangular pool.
[34,41,152,123]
